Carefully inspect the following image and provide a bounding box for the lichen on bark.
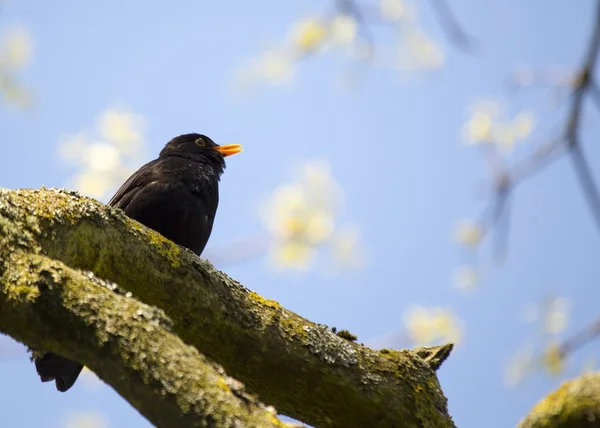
[0,252,292,427]
[0,187,455,428]
[519,373,600,428]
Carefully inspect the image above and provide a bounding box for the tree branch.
[0,252,293,428]
[518,372,600,428]
[0,187,455,428]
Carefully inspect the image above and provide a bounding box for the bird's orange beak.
[214,144,243,157]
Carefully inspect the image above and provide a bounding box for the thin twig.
[570,142,600,235]
[565,0,600,234]
[428,0,477,53]
[478,0,600,253]
[559,318,600,357]
[589,82,600,109]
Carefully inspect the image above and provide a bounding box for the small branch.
[475,0,600,259]
[558,317,600,358]
[589,82,600,109]
[569,142,600,235]
[428,0,477,52]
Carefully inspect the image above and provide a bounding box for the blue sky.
[1,1,599,427]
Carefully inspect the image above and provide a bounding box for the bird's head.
[160,133,243,171]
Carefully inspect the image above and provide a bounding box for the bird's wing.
[108,160,160,209]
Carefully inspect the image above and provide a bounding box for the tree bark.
[519,372,600,428]
[0,253,294,428]
[0,187,455,428]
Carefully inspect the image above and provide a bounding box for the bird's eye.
[194,137,206,147]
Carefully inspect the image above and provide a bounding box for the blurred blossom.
[99,109,145,155]
[508,296,570,386]
[65,413,108,428]
[329,15,358,48]
[289,17,328,53]
[1,27,33,69]
[512,66,577,88]
[0,26,33,109]
[463,101,536,153]
[236,2,442,90]
[58,107,147,201]
[86,142,121,172]
[236,49,295,90]
[543,297,569,335]
[404,306,463,346]
[274,241,314,271]
[395,27,444,71]
[464,110,493,143]
[453,266,479,292]
[504,345,535,386]
[260,50,295,83]
[263,159,362,273]
[79,366,104,390]
[543,342,564,376]
[380,0,405,21]
[454,220,482,247]
[330,227,364,270]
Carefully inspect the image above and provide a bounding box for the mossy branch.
[0,251,293,428]
[519,372,600,428]
[0,187,455,428]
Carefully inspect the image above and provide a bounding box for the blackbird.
[34,133,242,392]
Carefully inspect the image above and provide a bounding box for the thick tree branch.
[0,187,455,428]
[0,252,293,428]
[518,372,600,428]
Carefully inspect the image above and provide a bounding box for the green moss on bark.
[0,251,291,428]
[0,188,455,428]
[519,373,600,428]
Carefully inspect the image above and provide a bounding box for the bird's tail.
[34,353,84,392]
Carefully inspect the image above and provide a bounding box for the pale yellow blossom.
[289,18,327,53]
[73,170,117,200]
[236,1,442,90]
[463,101,536,153]
[453,266,479,292]
[464,111,494,144]
[272,241,314,271]
[544,297,569,335]
[65,413,108,428]
[85,142,121,172]
[1,26,32,69]
[330,227,364,269]
[263,159,361,273]
[395,26,444,71]
[380,0,405,21]
[0,26,33,108]
[404,306,463,346]
[513,111,536,138]
[504,345,534,386]
[59,107,147,201]
[262,50,295,83]
[454,221,482,247]
[329,15,358,47]
[543,342,564,376]
[98,108,146,155]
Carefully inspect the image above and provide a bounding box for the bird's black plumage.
[34,133,242,392]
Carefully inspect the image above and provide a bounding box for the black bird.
[34,133,242,392]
